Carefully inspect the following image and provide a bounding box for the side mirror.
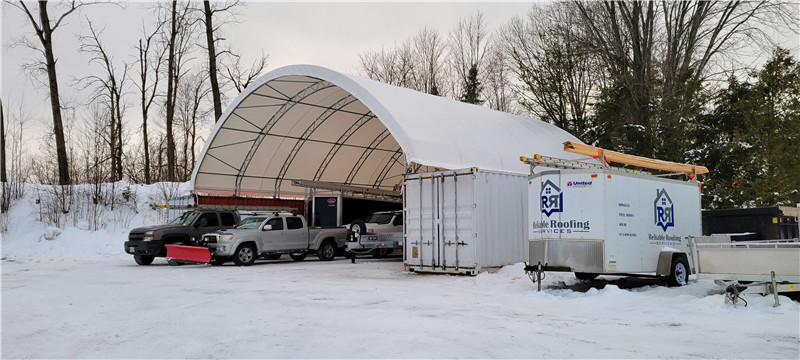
[262,224,273,231]
[195,218,208,228]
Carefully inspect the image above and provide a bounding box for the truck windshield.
[235,217,266,229]
[364,213,394,224]
[169,212,199,226]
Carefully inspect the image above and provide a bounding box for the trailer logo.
[654,188,674,231]
[541,180,563,217]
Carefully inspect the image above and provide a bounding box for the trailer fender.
[657,251,690,276]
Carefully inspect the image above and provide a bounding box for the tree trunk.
[165,0,177,182]
[39,4,71,185]
[204,0,222,122]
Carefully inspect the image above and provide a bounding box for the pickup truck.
[125,209,240,265]
[194,212,348,266]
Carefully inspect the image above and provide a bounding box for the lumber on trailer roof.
[563,141,709,175]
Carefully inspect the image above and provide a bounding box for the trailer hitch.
[524,262,547,292]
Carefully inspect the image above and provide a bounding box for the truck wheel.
[574,272,597,281]
[232,244,257,266]
[290,252,307,261]
[210,257,228,266]
[134,255,155,265]
[317,240,337,261]
[265,254,281,260]
[350,220,367,241]
[666,257,689,287]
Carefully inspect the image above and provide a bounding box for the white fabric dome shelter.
[191,65,582,198]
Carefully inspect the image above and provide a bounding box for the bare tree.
[133,21,166,184]
[1,99,6,186]
[574,0,798,157]
[449,12,489,102]
[11,1,87,185]
[221,51,269,93]
[78,20,130,182]
[160,0,196,182]
[503,3,599,136]
[198,0,241,121]
[175,71,211,180]
[412,27,447,95]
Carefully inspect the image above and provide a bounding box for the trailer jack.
[524,262,547,292]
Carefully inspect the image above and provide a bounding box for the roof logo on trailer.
[541,179,563,217]
[654,188,675,232]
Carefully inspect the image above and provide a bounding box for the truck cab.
[125,210,239,265]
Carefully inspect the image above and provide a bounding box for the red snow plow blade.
[165,244,211,264]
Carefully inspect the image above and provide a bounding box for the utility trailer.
[688,235,800,306]
[345,231,403,263]
[524,142,706,288]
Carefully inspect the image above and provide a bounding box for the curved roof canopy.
[192,65,582,198]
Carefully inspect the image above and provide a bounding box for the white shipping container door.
[439,173,476,270]
[404,175,437,268]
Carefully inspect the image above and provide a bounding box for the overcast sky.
[1,1,798,152]
[1,2,532,126]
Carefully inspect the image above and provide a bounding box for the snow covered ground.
[2,184,799,359]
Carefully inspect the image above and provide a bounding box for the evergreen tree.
[691,48,800,208]
[460,64,483,105]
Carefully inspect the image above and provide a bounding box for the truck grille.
[129,232,144,241]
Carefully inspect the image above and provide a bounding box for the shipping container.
[404,167,528,275]
[528,168,702,281]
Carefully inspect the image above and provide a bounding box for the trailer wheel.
[574,272,598,281]
[372,248,388,258]
[317,240,337,261]
[232,244,257,266]
[209,257,228,266]
[265,254,281,260]
[666,257,689,287]
[290,252,307,261]
[134,255,155,265]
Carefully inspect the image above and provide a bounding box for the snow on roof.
[191,64,583,197]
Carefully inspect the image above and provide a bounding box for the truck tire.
[317,240,337,261]
[349,220,367,241]
[232,244,257,266]
[574,272,598,281]
[666,257,689,287]
[265,254,281,260]
[290,252,307,261]
[134,255,155,265]
[210,257,228,266]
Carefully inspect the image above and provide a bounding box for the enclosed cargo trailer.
[404,168,528,275]
[524,153,702,286]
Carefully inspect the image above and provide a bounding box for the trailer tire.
[317,240,337,261]
[265,254,282,260]
[210,257,228,266]
[372,248,388,258]
[666,257,689,287]
[349,220,367,241]
[290,252,307,261]
[134,255,155,265]
[574,272,598,281]
[232,244,257,266]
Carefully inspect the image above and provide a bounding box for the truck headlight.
[219,234,234,242]
[143,231,155,241]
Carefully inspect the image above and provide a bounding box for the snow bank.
[1,182,190,261]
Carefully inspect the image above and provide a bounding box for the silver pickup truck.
[199,212,347,266]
